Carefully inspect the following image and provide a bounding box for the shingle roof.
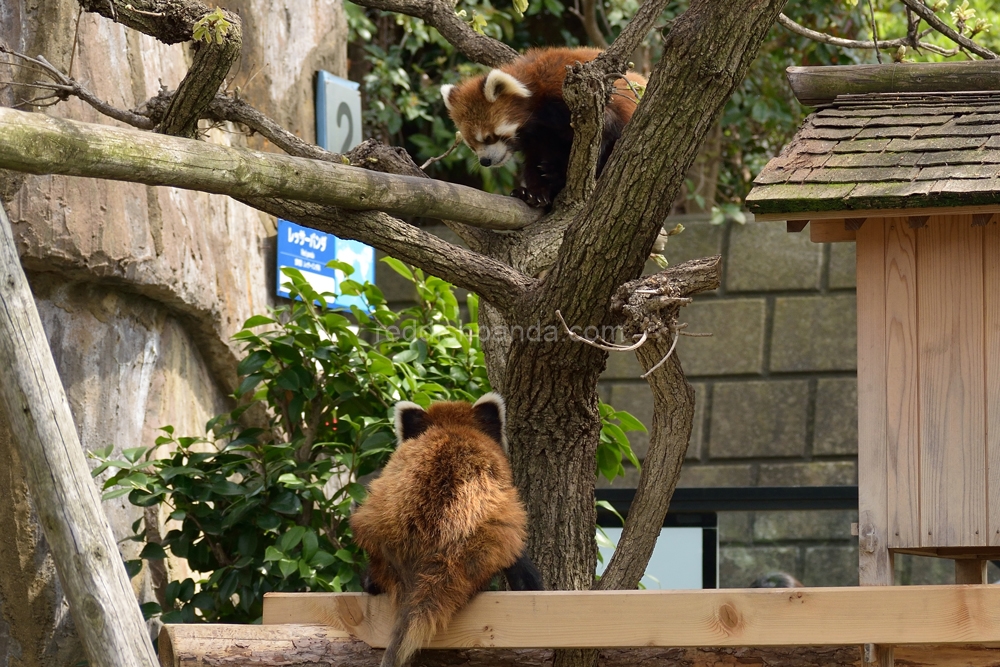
[746,91,1000,216]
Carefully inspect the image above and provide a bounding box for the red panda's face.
[441,70,533,169]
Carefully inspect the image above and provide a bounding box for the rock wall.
[0,0,347,664]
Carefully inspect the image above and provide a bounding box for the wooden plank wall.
[917,215,986,548]
[859,215,1000,551]
[885,218,920,548]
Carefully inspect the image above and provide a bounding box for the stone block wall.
[597,216,865,588]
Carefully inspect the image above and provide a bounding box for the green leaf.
[301,530,319,561]
[279,558,298,578]
[392,349,419,364]
[236,373,264,397]
[211,480,246,496]
[242,315,276,328]
[238,350,272,376]
[279,526,307,552]
[310,550,337,568]
[102,487,132,501]
[613,411,647,433]
[140,543,168,560]
[122,447,148,464]
[270,492,302,515]
[380,257,414,281]
[264,546,284,562]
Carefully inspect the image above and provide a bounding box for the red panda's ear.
[484,70,531,103]
[440,84,456,112]
[472,392,507,452]
[395,401,429,444]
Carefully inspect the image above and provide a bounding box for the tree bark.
[0,199,158,667]
[157,625,1000,667]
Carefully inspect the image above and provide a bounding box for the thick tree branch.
[348,0,518,67]
[598,256,720,590]
[241,198,534,311]
[78,0,246,135]
[898,0,997,59]
[0,107,541,230]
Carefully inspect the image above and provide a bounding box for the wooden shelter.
[745,66,1000,665]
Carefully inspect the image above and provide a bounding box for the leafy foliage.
[345,0,999,213]
[91,260,643,623]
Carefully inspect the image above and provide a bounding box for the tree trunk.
[0,200,158,667]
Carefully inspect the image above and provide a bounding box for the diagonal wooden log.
[0,107,541,231]
[0,200,158,666]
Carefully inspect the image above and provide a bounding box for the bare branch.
[78,0,245,136]
[348,0,518,67]
[597,0,672,73]
[0,46,155,128]
[0,106,541,230]
[866,0,883,63]
[899,0,997,59]
[777,13,963,56]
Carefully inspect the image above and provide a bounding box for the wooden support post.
[955,559,988,584]
[856,218,895,667]
[0,201,158,667]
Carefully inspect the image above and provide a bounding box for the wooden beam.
[0,202,158,666]
[955,560,989,585]
[810,220,856,243]
[262,588,1000,649]
[785,61,1000,107]
[754,204,1000,224]
[156,624,1000,667]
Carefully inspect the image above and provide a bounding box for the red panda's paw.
[511,187,552,209]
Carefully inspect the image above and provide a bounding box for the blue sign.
[276,220,374,311]
[275,70,374,310]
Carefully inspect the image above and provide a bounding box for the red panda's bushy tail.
[379,603,436,667]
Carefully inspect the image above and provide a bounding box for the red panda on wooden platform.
[349,393,543,667]
[441,46,646,209]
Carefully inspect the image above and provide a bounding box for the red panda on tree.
[441,47,647,209]
[349,393,543,667]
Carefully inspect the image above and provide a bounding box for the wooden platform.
[262,587,1000,649]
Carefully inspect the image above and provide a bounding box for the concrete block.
[708,380,809,458]
[720,546,799,588]
[758,461,857,486]
[828,242,856,289]
[718,512,753,543]
[677,463,754,487]
[770,295,857,372]
[753,510,857,542]
[727,220,822,292]
[659,217,725,267]
[677,298,766,376]
[689,382,707,461]
[814,377,858,455]
[803,545,859,586]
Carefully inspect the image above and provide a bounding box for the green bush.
[91,259,642,623]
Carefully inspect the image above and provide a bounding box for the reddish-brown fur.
[443,47,646,207]
[349,398,528,667]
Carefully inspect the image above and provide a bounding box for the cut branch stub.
[158,10,243,138]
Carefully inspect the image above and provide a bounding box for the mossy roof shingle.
[746,91,1000,216]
